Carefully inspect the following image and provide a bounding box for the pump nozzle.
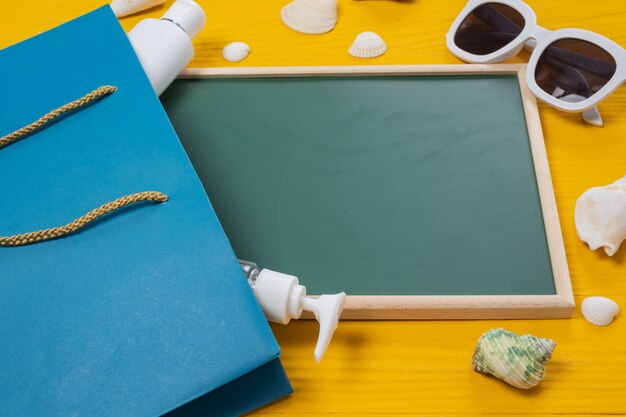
[241,261,346,362]
[300,293,346,362]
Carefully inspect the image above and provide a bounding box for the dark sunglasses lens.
[535,39,617,102]
[454,3,526,56]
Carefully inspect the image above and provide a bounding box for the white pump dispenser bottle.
[240,261,346,363]
[127,0,206,95]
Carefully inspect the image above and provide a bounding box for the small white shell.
[110,0,165,17]
[581,296,619,326]
[281,0,337,35]
[575,176,626,256]
[348,31,387,59]
[222,42,251,63]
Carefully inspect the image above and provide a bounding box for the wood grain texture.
[2,0,626,415]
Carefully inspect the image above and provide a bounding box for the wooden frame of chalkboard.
[178,64,574,320]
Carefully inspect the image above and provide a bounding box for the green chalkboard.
[161,73,556,297]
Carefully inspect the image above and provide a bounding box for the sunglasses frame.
[446,0,626,113]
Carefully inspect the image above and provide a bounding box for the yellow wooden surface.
[2,0,626,415]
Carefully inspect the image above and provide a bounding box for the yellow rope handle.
[0,85,117,150]
[0,87,168,247]
[0,192,169,247]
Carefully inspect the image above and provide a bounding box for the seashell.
[110,0,165,17]
[472,328,555,389]
[348,31,387,59]
[575,176,626,256]
[280,0,337,35]
[581,296,619,326]
[222,42,251,63]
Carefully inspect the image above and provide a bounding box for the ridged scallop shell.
[575,176,626,256]
[281,0,337,35]
[581,296,619,326]
[110,0,165,17]
[472,328,555,389]
[222,42,251,63]
[348,31,387,58]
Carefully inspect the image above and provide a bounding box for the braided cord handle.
[0,85,117,150]
[0,192,169,247]
[1,86,169,247]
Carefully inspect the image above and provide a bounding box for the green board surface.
[161,75,555,296]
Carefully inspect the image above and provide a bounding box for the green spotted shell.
[472,328,556,389]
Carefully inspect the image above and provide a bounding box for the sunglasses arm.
[579,107,603,126]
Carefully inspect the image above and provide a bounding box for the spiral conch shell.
[575,176,626,256]
[472,328,556,389]
[281,0,337,35]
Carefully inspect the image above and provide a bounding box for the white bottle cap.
[162,0,206,39]
[253,269,305,324]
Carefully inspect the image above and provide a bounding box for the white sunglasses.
[446,0,625,126]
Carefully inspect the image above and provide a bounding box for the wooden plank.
[181,64,524,77]
[516,66,576,311]
[6,1,626,416]
[340,295,574,319]
[262,310,626,415]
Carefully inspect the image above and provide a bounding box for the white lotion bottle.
[127,0,206,95]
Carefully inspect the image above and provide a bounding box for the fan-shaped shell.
[348,31,387,59]
[281,0,337,35]
[222,42,251,63]
[575,176,626,256]
[472,328,555,389]
[582,296,619,326]
[110,0,165,17]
